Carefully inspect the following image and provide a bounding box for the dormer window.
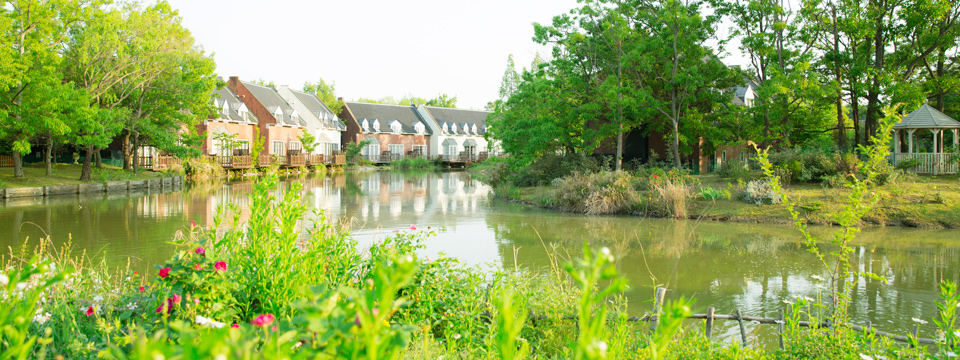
[415,122,425,135]
[372,119,380,132]
[471,124,478,134]
[390,120,401,134]
[361,119,370,132]
[274,109,283,122]
[451,123,458,135]
[442,123,449,134]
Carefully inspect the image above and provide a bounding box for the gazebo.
[892,104,960,174]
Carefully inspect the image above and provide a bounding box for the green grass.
[496,172,960,229]
[0,163,169,189]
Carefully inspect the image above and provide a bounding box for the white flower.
[597,341,608,354]
[859,354,874,360]
[93,295,104,303]
[33,308,51,325]
[0,273,8,286]
[811,275,825,281]
[214,355,226,360]
[125,302,137,311]
[195,315,226,329]
[600,247,611,256]
[774,320,785,324]
[16,282,28,290]
[452,333,461,340]
[783,300,794,305]
[911,317,928,325]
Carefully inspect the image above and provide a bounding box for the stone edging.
[0,176,184,199]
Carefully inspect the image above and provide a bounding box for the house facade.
[277,86,346,157]
[196,87,259,157]
[415,105,497,160]
[339,102,431,162]
[227,77,306,160]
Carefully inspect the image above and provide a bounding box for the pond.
[2,170,957,342]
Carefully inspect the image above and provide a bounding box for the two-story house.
[277,85,346,158]
[339,101,432,162]
[227,77,307,165]
[415,105,497,161]
[197,86,259,160]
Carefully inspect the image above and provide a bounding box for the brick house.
[227,77,307,161]
[196,86,259,156]
[415,105,499,160]
[277,85,346,157]
[339,101,432,162]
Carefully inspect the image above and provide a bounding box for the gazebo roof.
[893,104,960,130]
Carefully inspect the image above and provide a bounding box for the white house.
[278,85,346,157]
[415,105,499,159]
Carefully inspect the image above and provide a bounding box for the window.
[415,122,425,135]
[365,143,380,156]
[288,141,302,153]
[446,145,458,156]
[388,144,404,156]
[372,120,380,132]
[471,124,478,134]
[391,121,401,134]
[451,124,458,135]
[442,123,449,134]
[361,119,369,133]
[272,141,285,155]
[412,145,427,155]
[274,109,283,122]
[235,141,250,155]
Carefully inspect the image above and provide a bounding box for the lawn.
[0,163,171,189]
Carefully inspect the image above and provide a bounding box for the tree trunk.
[936,46,945,111]
[832,5,847,150]
[80,145,94,181]
[616,124,623,171]
[95,147,102,169]
[45,136,53,176]
[865,19,884,145]
[852,100,861,147]
[123,130,132,170]
[672,120,682,168]
[133,133,140,174]
[13,150,24,178]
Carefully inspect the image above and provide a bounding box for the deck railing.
[892,153,960,174]
[139,155,179,171]
[212,155,252,169]
[286,153,306,167]
[0,155,12,167]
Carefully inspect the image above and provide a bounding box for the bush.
[470,156,510,186]
[511,153,599,187]
[182,157,225,179]
[741,179,783,205]
[651,177,693,218]
[549,171,640,215]
[769,147,839,183]
[699,186,730,200]
[716,160,753,180]
[390,157,433,169]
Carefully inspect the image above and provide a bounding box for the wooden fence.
[138,155,179,171]
[212,155,253,169]
[892,153,960,175]
[0,155,12,167]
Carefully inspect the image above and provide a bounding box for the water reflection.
[1,170,957,340]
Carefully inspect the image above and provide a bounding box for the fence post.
[736,309,747,348]
[649,287,666,333]
[778,308,785,350]
[705,307,715,338]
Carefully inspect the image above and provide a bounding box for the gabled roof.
[894,104,960,129]
[346,102,431,135]
[243,82,304,127]
[423,107,490,136]
[291,90,347,130]
[211,87,257,124]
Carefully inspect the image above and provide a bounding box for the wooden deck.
[892,153,960,175]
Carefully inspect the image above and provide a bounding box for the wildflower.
[125,302,137,311]
[33,310,52,325]
[912,317,928,325]
[214,261,227,272]
[195,247,206,256]
[196,315,226,329]
[251,313,275,327]
[138,286,145,292]
[811,275,825,281]
[232,323,240,328]
[860,354,874,360]
[453,334,461,340]
[774,320,785,324]
[93,295,104,303]
[0,273,7,286]
[783,300,794,305]
[193,263,203,271]
[156,305,168,314]
[193,298,200,304]
[85,306,95,316]
[159,268,171,278]
[272,325,278,331]
[169,294,182,305]
[190,221,197,228]
[409,224,417,231]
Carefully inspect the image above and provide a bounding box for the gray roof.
[424,107,490,135]
[894,104,960,129]
[292,90,347,130]
[243,81,304,127]
[346,102,431,135]
[211,87,257,124]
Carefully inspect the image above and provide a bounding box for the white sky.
[166,0,585,110]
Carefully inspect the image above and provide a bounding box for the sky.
[165,0,585,110]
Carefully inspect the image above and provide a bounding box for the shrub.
[549,171,639,215]
[390,157,433,169]
[470,156,510,186]
[698,186,730,200]
[651,177,693,218]
[183,157,225,179]
[716,160,753,180]
[511,153,599,187]
[741,179,782,205]
[769,147,838,183]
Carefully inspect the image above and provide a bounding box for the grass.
[495,172,960,229]
[0,163,170,189]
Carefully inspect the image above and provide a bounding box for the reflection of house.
[416,106,499,160]
[278,86,346,156]
[197,86,259,156]
[339,102,432,162]
[227,77,306,159]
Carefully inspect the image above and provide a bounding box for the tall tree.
[303,78,345,114]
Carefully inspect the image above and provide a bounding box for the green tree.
[299,129,318,154]
[303,78,345,114]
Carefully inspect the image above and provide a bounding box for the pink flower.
[138,286,145,292]
[193,298,200,304]
[232,323,240,328]
[193,263,203,271]
[409,224,417,231]
[195,247,206,256]
[214,261,227,272]
[156,305,166,314]
[271,325,278,331]
[169,294,182,306]
[158,268,171,278]
[86,306,95,316]
[190,221,197,228]
[251,313,275,327]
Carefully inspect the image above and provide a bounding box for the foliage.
[354,94,457,108]
[298,129,317,154]
[389,157,433,169]
[182,157,225,180]
[549,171,641,215]
[741,179,783,205]
[343,139,371,164]
[510,153,599,187]
[303,78,345,114]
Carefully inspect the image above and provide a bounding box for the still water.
[2,170,957,341]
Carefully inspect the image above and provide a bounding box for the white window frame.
[373,120,380,132]
[288,141,302,153]
[442,123,449,134]
[446,145,458,156]
[415,122,425,135]
[412,145,427,155]
[391,121,401,134]
[388,144,404,155]
[274,109,284,122]
[272,140,285,156]
[471,124,478,134]
[365,143,380,156]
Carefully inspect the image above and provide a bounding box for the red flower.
[214,261,227,272]
[138,286,145,292]
[251,313,275,327]
[170,294,182,304]
[193,263,203,271]
[232,323,240,328]
[271,325,278,331]
[156,304,169,314]
[190,221,197,228]
[409,224,417,231]
[195,247,206,256]
[158,268,171,278]
[652,175,658,179]
[86,306,95,316]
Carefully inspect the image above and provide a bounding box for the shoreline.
[0,176,184,200]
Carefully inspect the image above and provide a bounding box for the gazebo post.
[893,130,900,154]
[907,129,915,154]
[954,129,959,150]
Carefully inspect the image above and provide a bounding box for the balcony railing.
[139,155,179,170]
[212,155,252,169]
[892,153,960,175]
